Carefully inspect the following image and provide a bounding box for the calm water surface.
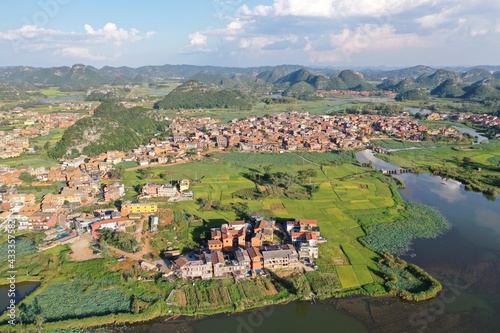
[0,282,39,315]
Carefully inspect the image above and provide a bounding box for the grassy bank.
[376,140,500,197]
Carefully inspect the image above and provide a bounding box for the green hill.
[430,78,465,98]
[395,89,429,101]
[416,69,461,88]
[461,79,500,101]
[364,65,435,81]
[461,68,494,83]
[48,101,163,158]
[326,70,376,91]
[0,82,44,101]
[378,77,419,93]
[282,82,317,100]
[257,67,288,83]
[153,80,255,110]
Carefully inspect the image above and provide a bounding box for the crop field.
[172,277,281,313]
[352,265,374,285]
[38,88,84,99]
[371,139,453,149]
[123,152,403,293]
[23,280,130,322]
[387,140,500,168]
[341,244,367,265]
[304,272,341,294]
[336,265,360,289]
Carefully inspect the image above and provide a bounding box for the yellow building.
[121,202,158,216]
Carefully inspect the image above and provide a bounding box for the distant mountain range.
[1,63,500,87]
[1,63,500,102]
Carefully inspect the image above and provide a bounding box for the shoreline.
[0,264,442,333]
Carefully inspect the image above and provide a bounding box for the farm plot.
[341,244,367,265]
[305,272,341,295]
[173,278,279,311]
[336,265,361,289]
[352,265,374,285]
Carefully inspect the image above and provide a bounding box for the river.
[452,126,488,144]
[94,150,500,333]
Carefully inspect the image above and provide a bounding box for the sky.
[0,0,499,68]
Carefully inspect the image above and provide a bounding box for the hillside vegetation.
[48,101,163,158]
[153,80,255,110]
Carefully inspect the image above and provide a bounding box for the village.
[0,107,490,283]
[75,202,325,280]
[0,103,92,158]
[0,109,476,237]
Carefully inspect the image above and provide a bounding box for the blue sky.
[0,0,499,68]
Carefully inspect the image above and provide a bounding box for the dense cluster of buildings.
[155,111,466,155]
[172,218,323,280]
[0,107,89,158]
[140,179,190,199]
[0,191,58,231]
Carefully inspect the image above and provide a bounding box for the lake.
[39,97,84,102]
[95,150,500,333]
[325,97,395,103]
[0,282,39,316]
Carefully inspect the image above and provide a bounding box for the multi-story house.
[174,255,213,280]
[262,244,300,270]
[247,247,263,271]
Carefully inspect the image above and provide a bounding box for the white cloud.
[238,0,434,18]
[0,23,154,61]
[310,24,430,63]
[0,25,67,41]
[226,19,245,35]
[416,7,459,28]
[82,23,142,45]
[189,31,208,45]
[239,36,276,49]
[180,0,500,66]
[55,47,106,60]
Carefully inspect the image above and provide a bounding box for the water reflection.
[428,178,467,203]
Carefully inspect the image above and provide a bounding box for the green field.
[336,265,360,289]
[121,154,401,279]
[379,140,500,195]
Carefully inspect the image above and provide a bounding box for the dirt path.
[107,219,153,261]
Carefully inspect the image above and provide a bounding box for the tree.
[263,165,272,174]
[19,172,36,185]
[463,157,474,165]
[43,141,51,150]
[110,165,125,179]
[271,172,296,190]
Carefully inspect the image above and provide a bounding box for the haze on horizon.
[0,0,499,68]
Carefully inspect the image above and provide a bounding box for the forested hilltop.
[153,80,255,110]
[48,101,164,159]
